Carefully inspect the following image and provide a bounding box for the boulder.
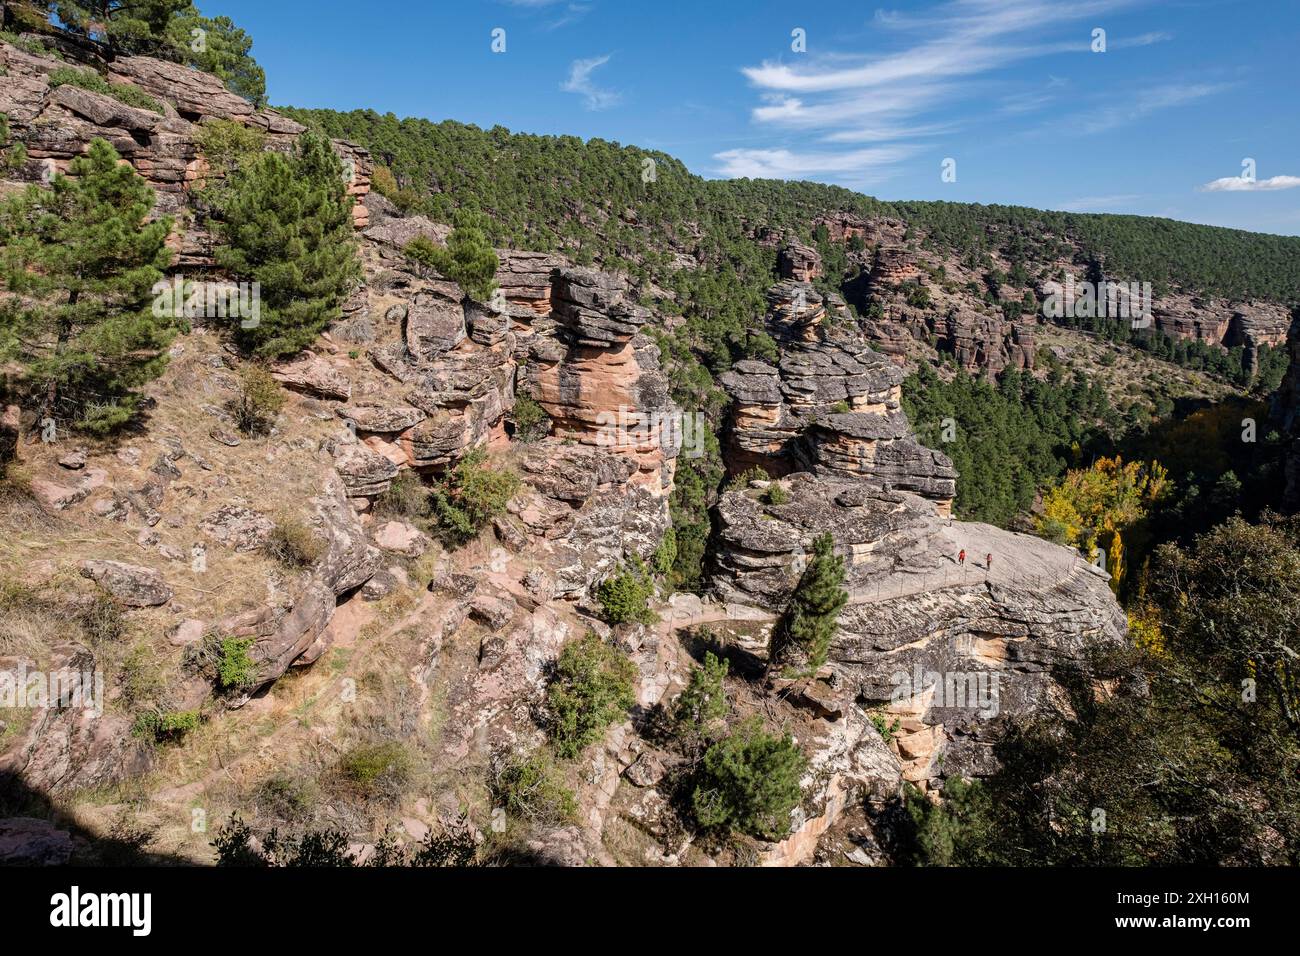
[198,505,274,552]
[79,559,173,607]
[373,520,430,558]
[272,352,351,401]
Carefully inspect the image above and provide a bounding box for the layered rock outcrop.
[531,268,681,494]
[719,281,955,510]
[711,473,1127,790]
[0,39,372,262]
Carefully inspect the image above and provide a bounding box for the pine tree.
[211,133,361,358]
[768,532,848,678]
[406,209,498,303]
[0,137,174,434]
[165,4,266,106]
[53,0,189,55]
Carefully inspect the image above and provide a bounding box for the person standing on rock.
[986,552,993,571]
[958,549,966,566]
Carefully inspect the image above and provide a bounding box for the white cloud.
[1200,175,1300,192]
[1071,82,1230,134]
[712,145,917,183]
[561,55,621,110]
[732,0,1148,179]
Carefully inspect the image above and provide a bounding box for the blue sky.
[204,0,1300,235]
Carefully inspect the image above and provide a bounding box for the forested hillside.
[284,108,1300,304]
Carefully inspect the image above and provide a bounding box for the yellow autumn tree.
[1036,456,1169,592]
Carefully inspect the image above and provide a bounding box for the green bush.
[338,741,411,795]
[692,719,807,841]
[216,636,257,691]
[195,117,266,178]
[429,448,519,545]
[726,465,770,491]
[131,709,201,743]
[651,528,678,577]
[47,66,165,115]
[674,651,729,740]
[546,634,637,758]
[230,365,284,436]
[490,752,578,826]
[595,557,658,626]
[403,209,499,301]
[509,394,549,442]
[373,469,430,521]
[264,513,323,569]
[763,483,790,506]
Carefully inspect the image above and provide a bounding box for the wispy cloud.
[561,54,621,110]
[713,145,918,185]
[1200,174,1300,192]
[728,0,1190,181]
[1070,82,1230,134]
[501,0,593,30]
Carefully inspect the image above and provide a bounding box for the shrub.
[764,483,790,506]
[195,118,266,178]
[264,513,324,569]
[373,469,429,521]
[401,210,499,301]
[691,719,807,841]
[726,465,770,491]
[595,557,658,626]
[47,66,164,115]
[230,365,285,436]
[489,752,578,826]
[216,636,257,692]
[410,814,480,867]
[338,741,411,796]
[651,528,677,577]
[76,593,126,645]
[674,651,729,740]
[429,448,519,545]
[131,709,201,743]
[255,774,319,822]
[509,394,549,442]
[546,634,637,758]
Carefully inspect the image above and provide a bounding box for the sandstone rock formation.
[531,268,681,494]
[0,38,372,266]
[711,472,1127,790]
[718,282,955,509]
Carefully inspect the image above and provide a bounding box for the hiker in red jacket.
[958,549,966,566]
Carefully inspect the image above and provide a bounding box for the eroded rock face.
[215,475,380,694]
[0,646,151,797]
[533,268,681,495]
[778,241,822,283]
[513,442,671,597]
[0,38,371,262]
[718,291,955,509]
[712,473,1126,791]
